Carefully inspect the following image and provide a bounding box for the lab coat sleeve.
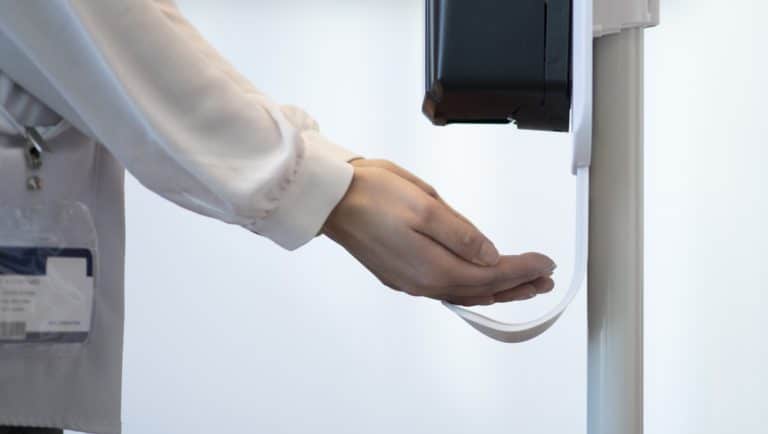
[0,1,357,250]
[152,0,361,164]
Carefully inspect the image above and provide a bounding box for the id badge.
[0,202,98,345]
[0,247,94,343]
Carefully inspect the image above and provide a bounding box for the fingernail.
[544,262,557,273]
[476,241,500,266]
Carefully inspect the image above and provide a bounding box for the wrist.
[321,165,360,238]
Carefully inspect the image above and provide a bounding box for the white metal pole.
[588,28,644,434]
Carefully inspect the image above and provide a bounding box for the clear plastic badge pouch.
[0,201,98,346]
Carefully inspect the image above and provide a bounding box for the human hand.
[322,159,556,306]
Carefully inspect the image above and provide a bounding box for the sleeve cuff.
[252,130,355,250]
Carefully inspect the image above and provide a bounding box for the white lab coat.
[0,1,356,432]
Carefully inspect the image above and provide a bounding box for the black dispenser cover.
[423,0,572,131]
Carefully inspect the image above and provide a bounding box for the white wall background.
[69,1,768,433]
[644,1,768,433]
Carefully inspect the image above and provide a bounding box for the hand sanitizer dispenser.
[423,0,572,132]
[423,0,594,342]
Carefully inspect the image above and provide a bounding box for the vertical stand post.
[588,28,644,434]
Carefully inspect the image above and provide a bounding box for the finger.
[492,277,555,303]
[401,230,496,297]
[532,275,556,293]
[436,197,474,226]
[489,254,556,286]
[395,228,555,298]
[436,269,554,300]
[446,276,553,306]
[458,253,556,291]
[413,199,500,267]
[444,294,496,307]
[421,251,552,300]
[493,283,538,303]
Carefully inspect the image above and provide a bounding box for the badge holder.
[0,105,98,346]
